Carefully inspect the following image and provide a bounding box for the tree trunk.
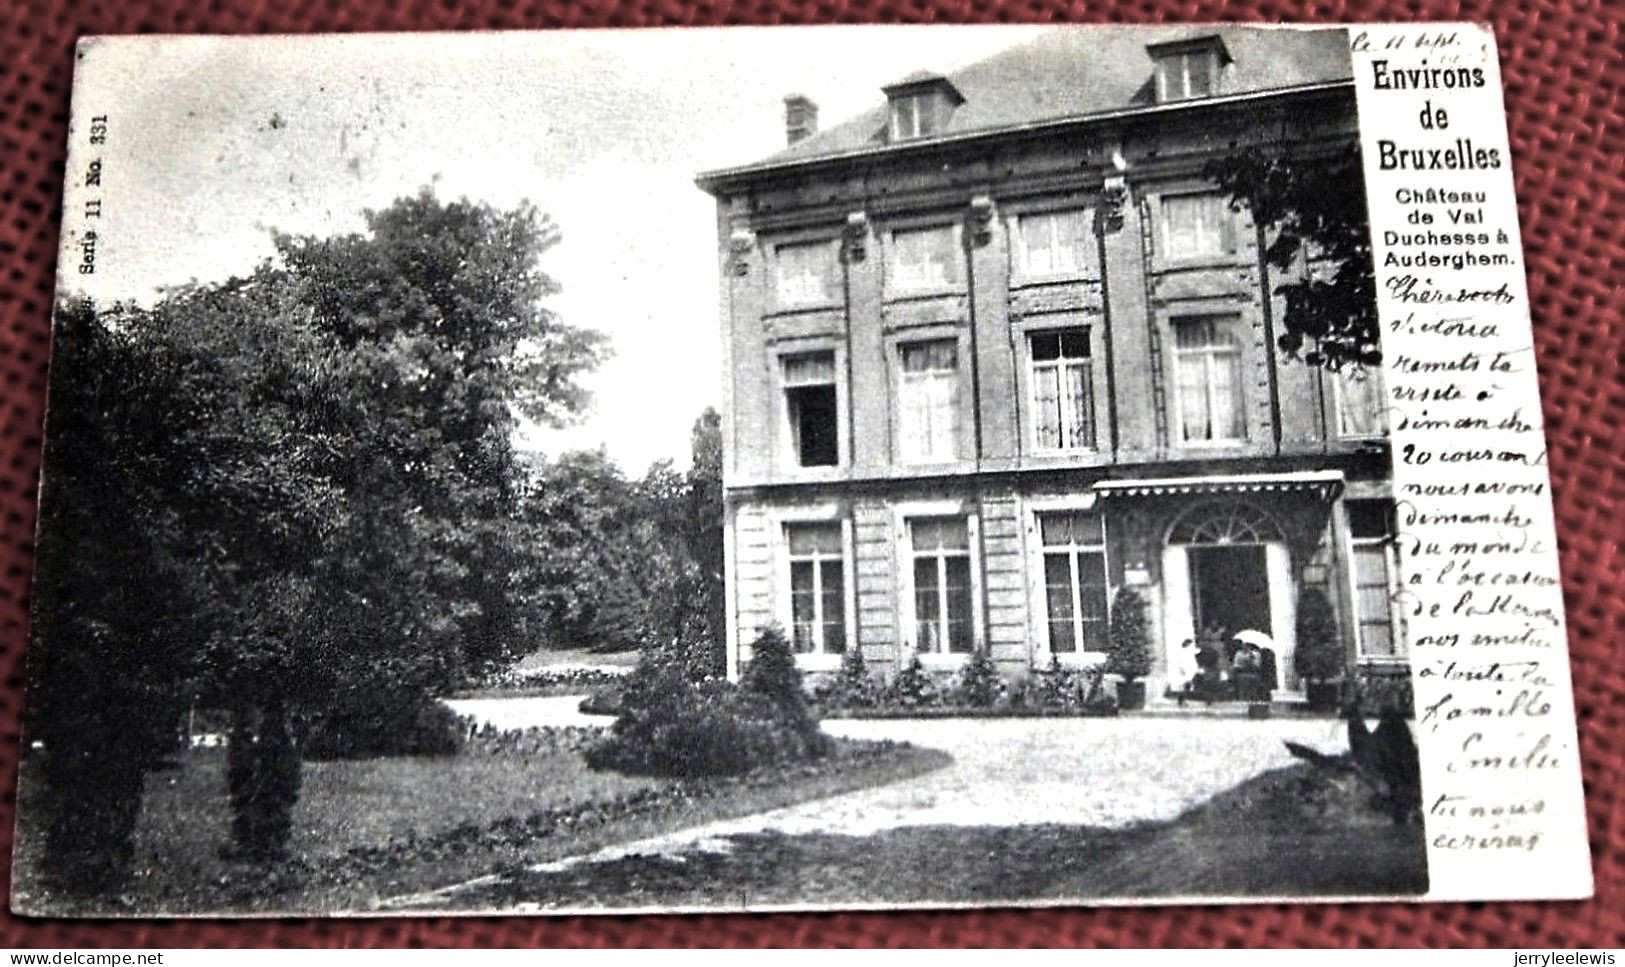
[225,697,301,862]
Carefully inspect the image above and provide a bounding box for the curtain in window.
[889,227,958,291]
[910,517,971,654]
[790,559,818,653]
[1031,329,1093,450]
[1162,194,1234,258]
[819,559,846,653]
[1019,210,1089,276]
[787,523,844,654]
[783,352,835,386]
[774,242,833,306]
[1039,512,1108,653]
[1174,318,1242,442]
[900,341,959,462]
[943,556,973,653]
[913,557,940,654]
[1336,367,1386,437]
[1347,499,1400,659]
[1352,544,1395,656]
[1043,553,1077,653]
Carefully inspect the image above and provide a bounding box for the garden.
[12,628,948,916]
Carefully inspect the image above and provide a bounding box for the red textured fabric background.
[0,0,1618,949]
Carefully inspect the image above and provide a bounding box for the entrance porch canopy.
[1091,469,1345,502]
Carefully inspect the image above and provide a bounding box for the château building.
[695,25,1404,704]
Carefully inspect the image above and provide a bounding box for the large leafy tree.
[683,408,726,655]
[1204,143,1380,372]
[518,408,725,678]
[521,448,644,650]
[27,191,606,889]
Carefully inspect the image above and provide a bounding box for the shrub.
[1294,587,1343,684]
[1021,657,1114,712]
[297,692,467,760]
[1105,587,1154,682]
[884,655,941,708]
[672,632,726,683]
[587,627,829,778]
[586,683,822,777]
[740,625,826,748]
[815,649,881,710]
[955,650,1005,708]
[1028,656,1082,708]
[740,626,808,713]
[577,685,624,717]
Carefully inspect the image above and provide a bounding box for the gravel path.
[399,712,1355,909]
[565,716,1351,850]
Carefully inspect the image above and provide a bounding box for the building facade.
[697,26,1404,703]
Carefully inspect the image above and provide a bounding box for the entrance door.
[1188,544,1270,639]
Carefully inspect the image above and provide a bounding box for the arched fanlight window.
[1166,500,1284,545]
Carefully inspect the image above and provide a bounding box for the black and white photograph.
[18,22,1478,916]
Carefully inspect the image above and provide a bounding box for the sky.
[64,26,1052,474]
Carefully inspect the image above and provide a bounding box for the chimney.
[784,94,818,146]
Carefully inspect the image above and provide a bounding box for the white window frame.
[889,92,929,140]
[1332,365,1388,439]
[1158,191,1237,261]
[1014,208,1091,280]
[894,500,983,668]
[771,505,856,672]
[1026,496,1110,667]
[895,336,963,466]
[1344,499,1406,663]
[1026,327,1097,454]
[885,224,962,295]
[780,350,842,470]
[1156,50,1218,102]
[771,239,838,309]
[1170,314,1247,446]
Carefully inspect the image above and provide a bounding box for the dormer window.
[882,72,965,142]
[891,93,930,140]
[1148,36,1231,103]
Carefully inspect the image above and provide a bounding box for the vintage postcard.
[14,22,1591,916]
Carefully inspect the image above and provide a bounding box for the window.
[1161,193,1236,260]
[909,517,973,654]
[1038,511,1109,654]
[1017,209,1090,277]
[1029,329,1095,452]
[783,352,839,468]
[786,523,846,655]
[1173,316,1245,443]
[887,226,960,292]
[1335,366,1387,438]
[773,241,837,307]
[890,93,930,140]
[898,340,959,464]
[1347,500,1402,658]
[1156,50,1218,101]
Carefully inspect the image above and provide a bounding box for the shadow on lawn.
[441,761,1428,912]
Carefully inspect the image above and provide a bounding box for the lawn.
[11,731,949,916]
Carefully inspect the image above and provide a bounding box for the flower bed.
[821,704,1118,720]
[454,665,629,699]
[813,652,1118,718]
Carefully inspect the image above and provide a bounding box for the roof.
[712,25,1351,180]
